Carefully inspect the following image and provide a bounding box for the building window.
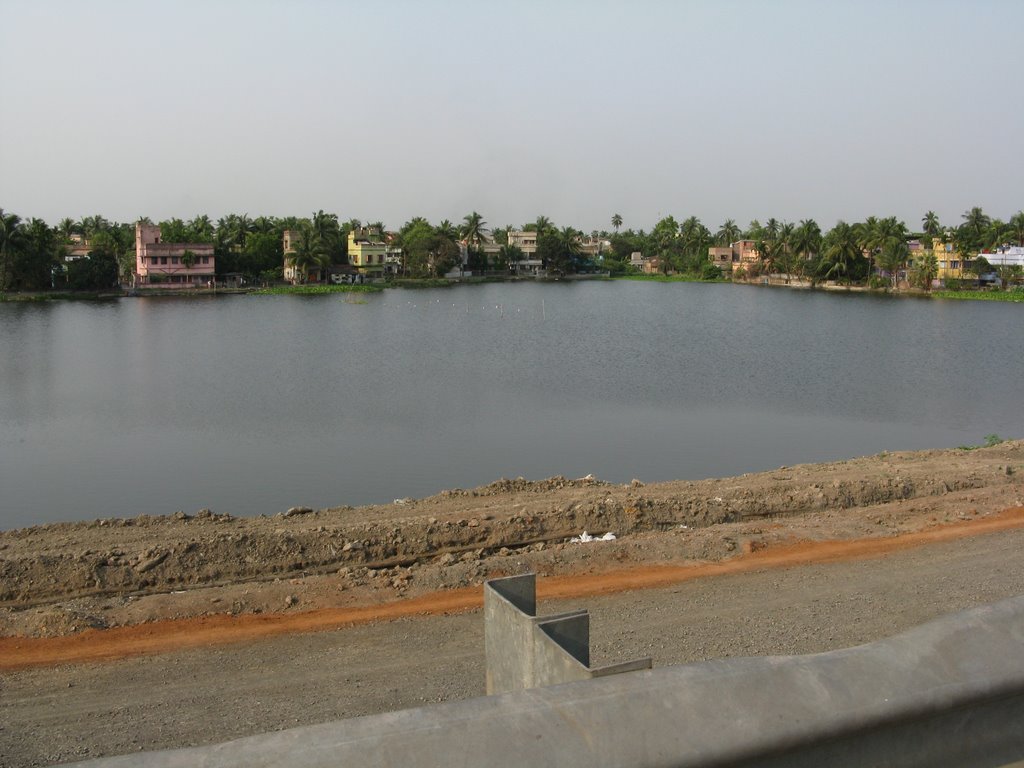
[171,257,179,265]
[161,257,168,265]
[203,256,210,264]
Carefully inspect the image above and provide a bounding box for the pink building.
[135,223,215,287]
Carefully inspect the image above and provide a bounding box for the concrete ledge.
[484,573,653,693]
[66,595,1024,768]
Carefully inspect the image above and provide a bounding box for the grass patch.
[252,284,383,296]
[932,290,1024,303]
[389,278,458,289]
[958,434,1007,450]
[0,291,115,302]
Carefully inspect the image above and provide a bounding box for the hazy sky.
[1,0,1021,233]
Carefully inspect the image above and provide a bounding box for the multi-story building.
[505,230,544,275]
[281,229,327,283]
[348,228,388,277]
[931,237,965,283]
[135,223,215,287]
[706,240,760,274]
[506,230,538,256]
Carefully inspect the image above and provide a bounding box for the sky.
[1,0,1021,234]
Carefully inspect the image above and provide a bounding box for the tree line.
[1,206,1022,292]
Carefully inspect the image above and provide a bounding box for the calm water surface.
[1,282,1021,529]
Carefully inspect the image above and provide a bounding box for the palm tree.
[531,215,553,236]
[79,215,110,239]
[611,213,623,233]
[189,214,215,243]
[285,225,326,283]
[820,221,862,284]
[715,219,741,247]
[56,218,78,242]
[922,211,941,239]
[791,219,822,262]
[461,211,488,247]
[961,206,990,251]
[911,251,938,290]
[981,219,1009,251]
[1009,211,1024,246]
[311,210,341,245]
[876,241,909,289]
[0,208,24,291]
[435,220,459,242]
[432,221,461,275]
[252,216,276,235]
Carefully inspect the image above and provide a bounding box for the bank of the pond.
[3,277,1022,302]
[933,289,1024,303]
[251,284,383,296]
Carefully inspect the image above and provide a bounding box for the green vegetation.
[958,434,1007,450]
[2,204,1022,299]
[933,290,1024,303]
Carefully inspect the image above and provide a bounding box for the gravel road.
[4,527,1024,767]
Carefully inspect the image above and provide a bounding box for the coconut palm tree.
[79,215,110,239]
[311,210,341,245]
[961,206,990,250]
[790,219,822,262]
[820,221,862,284]
[715,219,741,247]
[922,211,941,239]
[911,251,938,290]
[530,215,553,236]
[981,219,1010,251]
[461,211,488,247]
[252,216,276,235]
[285,225,326,283]
[611,213,623,233]
[0,208,25,291]
[1009,211,1024,246]
[876,241,909,289]
[189,214,215,243]
[56,218,78,242]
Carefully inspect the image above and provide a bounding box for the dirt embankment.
[1,442,1021,643]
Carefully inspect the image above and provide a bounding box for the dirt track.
[4,522,1024,766]
[2,442,1024,765]
[3,505,1024,671]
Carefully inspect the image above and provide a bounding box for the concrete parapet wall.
[66,595,1024,768]
[484,573,652,693]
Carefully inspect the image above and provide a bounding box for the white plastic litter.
[569,531,616,543]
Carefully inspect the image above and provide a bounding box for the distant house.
[505,230,544,275]
[348,228,388,277]
[65,234,93,262]
[282,229,324,284]
[706,240,759,274]
[708,246,734,274]
[135,223,215,287]
[930,237,966,283]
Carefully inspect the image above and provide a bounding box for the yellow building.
[348,228,387,276]
[930,237,967,282]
